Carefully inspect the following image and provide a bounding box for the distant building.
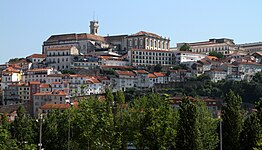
[42,20,109,55]
[129,49,173,67]
[46,46,79,71]
[174,51,207,67]
[177,38,237,54]
[105,31,170,53]
[238,42,262,53]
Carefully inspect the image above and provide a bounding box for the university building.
[177,38,237,54]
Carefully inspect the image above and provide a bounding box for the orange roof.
[40,102,78,110]
[153,72,166,77]
[34,90,67,96]
[134,70,148,74]
[206,56,218,60]
[115,70,135,76]
[89,78,101,84]
[52,82,62,84]
[40,84,50,88]
[29,81,41,85]
[148,73,157,78]
[2,67,20,73]
[27,54,46,59]
[27,68,50,72]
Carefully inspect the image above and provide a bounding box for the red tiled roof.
[153,72,166,77]
[27,68,50,72]
[133,70,148,74]
[29,81,41,85]
[40,102,78,110]
[115,70,135,76]
[46,46,74,51]
[46,33,105,42]
[34,90,67,96]
[27,54,46,59]
[148,73,157,78]
[40,84,51,88]
[2,67,20,73]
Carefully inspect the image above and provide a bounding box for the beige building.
[238,42,262,53]
[177,38,237,54]
[129,49,173,66]
[126,31,170,50]
[46,46,79,70]
[42,21,109,55]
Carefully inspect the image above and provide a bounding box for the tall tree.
[195,100,219,150]
[10,106,37,149]
[222,90,243,150]
[175,97,199,150]
[240,113,261,150]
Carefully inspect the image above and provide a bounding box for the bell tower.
[90,20,99,35]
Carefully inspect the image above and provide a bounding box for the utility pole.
[38,114,43,150]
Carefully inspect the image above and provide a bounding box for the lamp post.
[66,98,74,150]
[37,113,43,150]
[218,114,222,150]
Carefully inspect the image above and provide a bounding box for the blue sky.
[0,0,261,64]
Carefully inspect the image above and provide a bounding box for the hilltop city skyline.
[1,0,262,64]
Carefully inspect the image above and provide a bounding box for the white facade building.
[46,46,79,71]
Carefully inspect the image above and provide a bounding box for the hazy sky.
[0,0,261,64]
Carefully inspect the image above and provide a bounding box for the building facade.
[177,38,237,54]
[46,46,79,71]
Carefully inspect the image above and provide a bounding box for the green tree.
[115,90,125,105]
[222,90,243,150]
[175,97,199,150]
[240,113,261,150]
[209,51,224,59]
[195,100,219,150]
[180,43,191,51]
[10,106,37,149]
[42,110,70,150]
[252,72,262,83]
[0,126,19,150]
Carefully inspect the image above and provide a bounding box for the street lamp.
[66,99,74,150]
[218,113,222,150]
[37,113,43,150]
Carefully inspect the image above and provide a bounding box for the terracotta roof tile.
[148,73,157,78]
[27,54,46,59]
[2,67,20,73]
[115,70,135,76]
[133,70,148,74]
[153,72,166,77]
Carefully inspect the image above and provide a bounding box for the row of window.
[48,57,69,63]
[133,56,171,60]
[193,46,229,53]
[134,60,171,64]
[47,51,70,56]
[132,51,172,56]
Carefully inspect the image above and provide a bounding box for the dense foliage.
[1,90,261,149]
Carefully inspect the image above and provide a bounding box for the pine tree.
[222,90,243,150]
